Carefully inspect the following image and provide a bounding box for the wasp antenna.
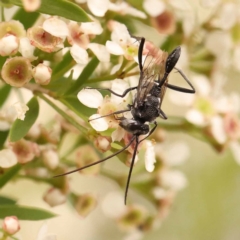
[124,136,139,205]
[138,38,145,72]
[54,136,136,178]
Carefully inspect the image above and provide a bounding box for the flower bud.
[22,0,41,12]
[2,216,20,235]
[32,63,52,85]
[43,187,66,207]
[1,56,32,87]
[0,34,19,56]
[75,145,100,175]
[93,135,111,152]
[27,26,63,52]
[0,149,18,168]
[75,194,97,217]
[10,139,40,164]
[42,149,59,170]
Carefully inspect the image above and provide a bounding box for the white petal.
[36,223,48,240]
[152,187,167,199]
[101,191,126,218]
[87,0,109,17]
[186,109,206,126]
[70,44,88,64]
[81,22,103,35]
[218,3,237,30]
[210,116,226,144]
[88,43,110,62]
[19,37,36,60]
[89,114,108,131]
[205,31,232,57]
[229,141,240,165]
[145,140,156,172]
[143,0,165,17]
[161,170,187,191]
[77,88,103,108]
[169,0,191,11]
[192,75,211,96]
[110,79,129,104]
[106,41,124,55]
[43,17,69,37]
[111,127,125,142]
[233,45,240,71]
[13,102,29,120]
[0,149,18,168]
[164,142,190,166]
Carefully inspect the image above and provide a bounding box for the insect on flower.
[55,38,195,204]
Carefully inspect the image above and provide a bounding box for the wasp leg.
[159,108,168,120]
[85,86,138,98]
[124,136,139,205]
[54,136,136,178]
[166,67,195,93]
[139,121,158,144]
[88,109,130,122]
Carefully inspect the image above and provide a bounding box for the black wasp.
[55,38,195,204]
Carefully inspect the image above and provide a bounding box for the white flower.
[106,21,139,60]
[87,0,109,17]
[43,188,66,207]
[36,223,57,240]
[145,140,156,172]
[81,22,103,35]
[88,43,110,62]
[143,0,165,17]
[161,169,187,191]
[0,149,18,168]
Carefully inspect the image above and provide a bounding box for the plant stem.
[36,93,88,136]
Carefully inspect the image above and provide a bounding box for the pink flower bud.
[10,139,40,164]
[42,149,59,170]
[32,63,52,85]
[2,216,20,235]
[93,135,111,152]
[0,34,19,56]
[1,56,32,87]
[43,188,66,207]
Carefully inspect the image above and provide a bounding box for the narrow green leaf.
[0,164,21,189]
[0,131,9,149]
[13,8,39,29]
[0,205,56,220]
[45,77,71,95]
[60,95,95,121]
[0,196,17,205]
[66,57,99,94]
[9,97,39,142]
[0,84,11,108]
[9,0,91,22]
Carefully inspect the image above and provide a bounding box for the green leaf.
[13,8,39,29]
[0,84,11,108]
[60,95,95,121]
[0,196,17,205]
[0,131,9,149]
[0,164,21,189]
[9,97,39,142]
[9,0,91,22]
[0,205,56,220]
[45,77,71,95]
[66,57,99,94]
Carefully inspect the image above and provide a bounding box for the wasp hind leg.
[166,67,195,94]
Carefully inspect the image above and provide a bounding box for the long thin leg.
[124,136,139,205]
[159,108,168,119]
[85,86,137,98]
[138,38,145,71]
[139,121,157,144]
[166,67,195,93]
[89,109,131,122]
[54,136,136,178]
